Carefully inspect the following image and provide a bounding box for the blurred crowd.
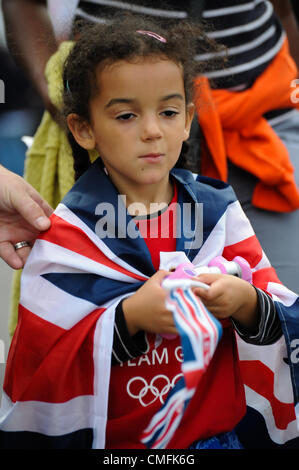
[0,3,43,175]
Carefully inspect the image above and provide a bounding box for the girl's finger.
[192,286,210,299]
[193,283,223,301]
[195,273,223,285]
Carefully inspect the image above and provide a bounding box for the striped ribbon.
[141,286,222,449]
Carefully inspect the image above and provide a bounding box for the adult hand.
[0,165,53,269]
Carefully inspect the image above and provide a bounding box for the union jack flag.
[0,160,298,449]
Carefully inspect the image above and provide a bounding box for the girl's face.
[69,57,194,201]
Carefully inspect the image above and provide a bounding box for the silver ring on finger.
[14,241,30,251]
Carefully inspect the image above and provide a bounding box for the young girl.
[0,14,295,450]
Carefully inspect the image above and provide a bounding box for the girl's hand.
[192,273,259,332]
[122,270,178,337]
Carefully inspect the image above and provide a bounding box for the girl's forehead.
[98,54,180,69]
[94,57,185,94]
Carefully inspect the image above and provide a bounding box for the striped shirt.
[73,0,284,88]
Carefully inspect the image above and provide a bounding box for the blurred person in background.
[0,45,43,175]
[0,1,52,270]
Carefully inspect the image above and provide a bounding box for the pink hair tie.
[136,30,167,43]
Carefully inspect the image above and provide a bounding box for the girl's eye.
[116,113,136,121]
[161,110,179,118]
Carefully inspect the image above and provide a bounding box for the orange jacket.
[195,38,299,212]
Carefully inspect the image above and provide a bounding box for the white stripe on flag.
[267,282,298,307]
[92,303,117,449]
[21,241,133,329]
[191,210,227,266]
[223,200,255,246]
[237,335,294,404]
[244,385,299,444]
[20,273,99,329]
[0,392,95,435]
[56,204,148,280]
[192,200,255,267]
[23,238,139,283]
[23,240,141,282]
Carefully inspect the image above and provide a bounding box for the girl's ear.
[183,103,195,141]
[67,113,96,150]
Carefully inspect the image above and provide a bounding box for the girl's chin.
[137,175,169,187]
[137,167,171,184]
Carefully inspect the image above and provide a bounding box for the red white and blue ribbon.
[141,286,222,449]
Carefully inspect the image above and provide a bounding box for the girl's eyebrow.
[161,93,184,102]
[105,98,134,109]
[105,93,184,109]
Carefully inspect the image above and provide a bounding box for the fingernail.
[35,216,50,230]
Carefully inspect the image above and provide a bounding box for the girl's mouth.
[139,153,164,162]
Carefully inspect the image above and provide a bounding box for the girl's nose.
[141,115,163,141]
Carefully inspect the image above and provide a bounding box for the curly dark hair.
[62,12,223,180]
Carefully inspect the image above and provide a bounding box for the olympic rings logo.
[127,373,183,407]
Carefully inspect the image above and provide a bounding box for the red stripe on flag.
[4,304,104,403]
[39,214,147,282]
[223,235,263,268]
[252,266,282,291]
[240,360,296,430]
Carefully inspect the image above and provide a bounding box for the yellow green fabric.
[9,41,99,336]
